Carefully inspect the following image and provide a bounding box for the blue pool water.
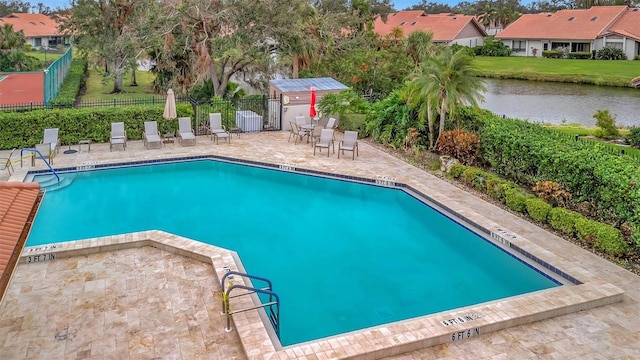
[28,160,560,345]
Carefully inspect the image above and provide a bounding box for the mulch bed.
[364,138,640,276]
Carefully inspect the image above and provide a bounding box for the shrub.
[548,207,581,236]
[593,109,619,138]
[595,47,627,60]
[635,55,640,61]
[525,198,552,223]
[532,181,571,207]
[340,113,367,134]
[437,129,480,165]
[567,52,591,59]
[447,163,468,179]
[480,37,512,57]
[628,127,640,148]
[504,188,531,213]
[487,179,517,202]
[594,224,628,256]
[542,50,562,59]
[574,217,628,256]
[462,167,497,192]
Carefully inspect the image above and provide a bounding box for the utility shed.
[269,77,349,131]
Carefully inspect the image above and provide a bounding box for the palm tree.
[405,47,486,149]
[404,30,434,66]
[478,3,497,31]
[0,24,25,55]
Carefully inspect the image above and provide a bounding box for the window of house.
[571,43,590,52]
[512,40,526,52]
[543,43,548,51]
[605,42,623,49]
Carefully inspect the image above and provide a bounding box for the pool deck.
[1,132,639,359]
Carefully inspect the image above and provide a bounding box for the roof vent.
[633,8,639,12]
[410,21,417,25]
[39,21,45,25]
[568,16,575,21]
[547,14,552,17]
[399,21,406,26]
[29,21,35,25]
[590,16,597,21]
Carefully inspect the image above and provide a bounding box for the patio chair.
[325,117,337,130]
[177,117,196,146]
[42,128,59,154]
[295,115,307,127]
[309,124,324,145]
[338,131,359,160]
[143,121,163,149]
[288,122,309,144]
[208,113,230,144]
[0,148,16,175]
[313,129,335,157]
[110,122,127,151]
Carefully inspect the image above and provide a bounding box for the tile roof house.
[495,6,640,60]
[0,182,41,302]
[0,13,69,50]
[374,11,488,47]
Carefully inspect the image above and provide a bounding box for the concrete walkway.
[1,132,639,359]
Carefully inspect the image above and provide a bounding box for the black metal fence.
[0,95,283,133]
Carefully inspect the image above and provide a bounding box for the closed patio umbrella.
[163,88,177,120]
[309,86,317,118]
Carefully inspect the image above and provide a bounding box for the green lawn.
[26,50,65,62]
[81,68,157,101]
[545,124,640,159]
[473,56,640,87]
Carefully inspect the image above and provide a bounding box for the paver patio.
[0,131,639,359]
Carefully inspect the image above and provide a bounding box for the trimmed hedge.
[526,197,552,223]
[49,59,88,107]
[542,50,563,58]
[548,207,581,237]
[567,52,591,59]
[0,104,193,149]
[479,115,640,225]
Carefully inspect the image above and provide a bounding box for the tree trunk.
[427,101,435,150]
[130,67,137,86]
[292,53,300,79]
[111,56,124,94]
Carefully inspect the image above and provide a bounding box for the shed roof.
[0,181,40,299]
[270,77,348,93]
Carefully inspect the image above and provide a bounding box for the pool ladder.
[221,271,280,340]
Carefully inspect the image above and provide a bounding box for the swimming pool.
[28,159,564,346]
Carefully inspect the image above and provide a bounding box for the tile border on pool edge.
[20,230,624,360]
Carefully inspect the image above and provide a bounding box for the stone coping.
[21,230,624,360]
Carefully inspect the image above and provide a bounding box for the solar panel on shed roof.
[270,77,349,93]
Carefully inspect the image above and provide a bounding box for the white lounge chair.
[208,113,230,144]
[143,121,162,149]
[178,117,196,146]
[110,122,127,151]
[288,122,309,144]
[42,128,59,154]
[338,131,359,160]
[313,129,335,157]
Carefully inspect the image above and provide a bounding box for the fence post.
[279,93,283,130]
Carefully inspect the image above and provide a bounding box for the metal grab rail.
[221,271,280,339]
[20,148,60,183]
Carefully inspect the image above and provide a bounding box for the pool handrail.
[221,270,280,339]
[223,283,280,339]
[20,147,60,183]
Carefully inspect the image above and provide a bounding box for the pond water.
[480,78,640,127]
